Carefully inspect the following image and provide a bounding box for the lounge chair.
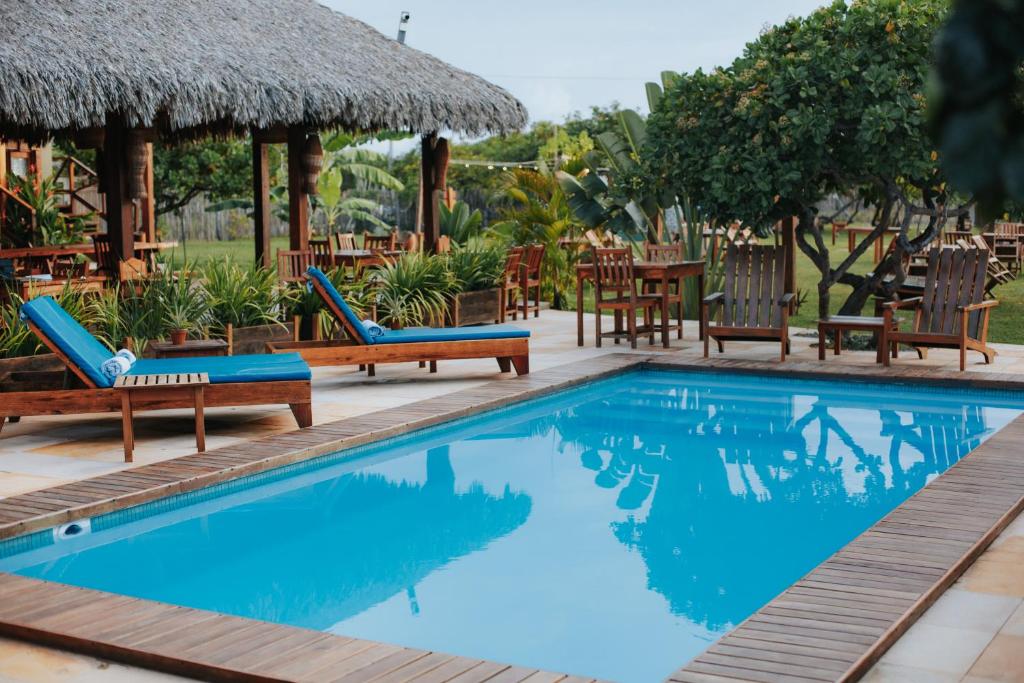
[703,244,794,362]
[266,267,530,376]
[0,296,313,431]
[882,247,997,371]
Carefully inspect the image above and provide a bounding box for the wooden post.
[420,133,449,253]
[420,134,437,252]
[287,126,309,251]
[253,137,271,268]
[141,143,156,241]
[103,117,136,269]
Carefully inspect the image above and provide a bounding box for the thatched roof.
[0,0,527,141]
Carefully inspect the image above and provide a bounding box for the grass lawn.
[169,234,1024,345]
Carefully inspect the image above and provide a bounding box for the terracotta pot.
[169,329,187,346]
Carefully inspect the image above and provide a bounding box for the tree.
[645,0,961,319]
[931,0,1024,215]
[153,139,256,216]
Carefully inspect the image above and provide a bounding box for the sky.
[328,0,828,131]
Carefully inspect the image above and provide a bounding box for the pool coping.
[0,355,1021,683]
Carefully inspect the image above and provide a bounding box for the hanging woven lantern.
[300,134,323,195]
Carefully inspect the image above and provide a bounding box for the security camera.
[397,11,411,43]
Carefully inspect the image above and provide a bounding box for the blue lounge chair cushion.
[20,295,311,388]
[306,266,371,344]
[19,296,116,388]
[375,325,530,344]
[131,354,311,383]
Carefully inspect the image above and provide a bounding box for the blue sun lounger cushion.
[19,295,116,388]
[375,326,529,344]
[306,266,372,344]
[19,295,311,388]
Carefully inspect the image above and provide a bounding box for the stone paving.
[0,310,1021,682]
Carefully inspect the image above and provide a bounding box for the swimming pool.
[1,369,1021,683]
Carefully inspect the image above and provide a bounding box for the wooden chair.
[276,249,314,284]
[831,220,848,246]
[642,242,685,340]
[703,244,794,362]
[333,232,357,251]
[91,234,115,275]
[309,238,335,269]
[51,257,87,279]
[501,247,524,322]
[960,235,1014,295]
[882,247,998,371]
[364,233,396,252]
[592,247,658,349]
[992,222,1024,274]
[519,244,545,319]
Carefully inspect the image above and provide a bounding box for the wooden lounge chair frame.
[702,244,795,362]
[882,247,998,371]
[267,272,530,375]
[1,320,312,432]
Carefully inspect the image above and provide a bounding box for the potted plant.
[152,268,209,346]
[446,241,507,326]
[375,252,456,329]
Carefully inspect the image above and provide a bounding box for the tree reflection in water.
[559,378,997,632]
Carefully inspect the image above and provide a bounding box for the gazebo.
[0,0,527,274]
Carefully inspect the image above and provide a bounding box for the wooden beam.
[141,143,156,241]
[286,126,309,251]
[103,117,136,269]
[420,133,451,253]
[252,137,271,268]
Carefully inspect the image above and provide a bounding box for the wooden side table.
[114,373,209,462]
[149,339,228,358]
[817,316,897,365]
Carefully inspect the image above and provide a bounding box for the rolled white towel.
[115,349,136,366]
[100,355,132,381]
[361,319,386,338]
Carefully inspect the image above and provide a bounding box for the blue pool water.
[2,370,1022,682]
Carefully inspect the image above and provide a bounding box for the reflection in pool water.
[2,370,1019,683]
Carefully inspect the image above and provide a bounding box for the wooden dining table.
[332,249,402,268]
[846,226,901,263]
[576,260,705,348]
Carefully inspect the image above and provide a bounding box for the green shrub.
[447,241,506,292]
[375,252,457,328]
[202,258,284,331]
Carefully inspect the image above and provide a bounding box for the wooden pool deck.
[0,347,1022,682]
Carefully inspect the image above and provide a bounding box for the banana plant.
[557,71,681,244]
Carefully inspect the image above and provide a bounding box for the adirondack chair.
[958,235,1015,296]
[881,247,998,371]
[703,244,794,362]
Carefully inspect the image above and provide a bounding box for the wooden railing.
[53,155,105,220]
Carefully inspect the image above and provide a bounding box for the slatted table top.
[113,373,210,389]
